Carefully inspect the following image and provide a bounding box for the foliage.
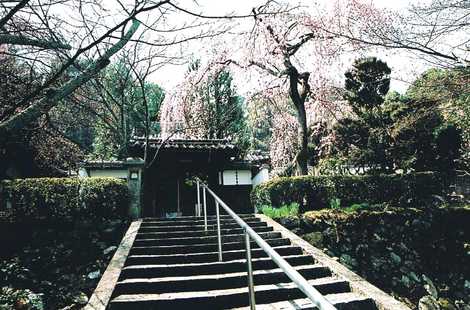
[160,61,249,152]
[89,59,165,159]
[330,57,462,175]
[259,203,299,219]
[344,57,391,115]
[406,67,470,172]
[0,287,44,310]
[79,178,130,219]
[329,198,341,210]
[0,218,128,309]
[0,53,84,178]
[251,172,446,212]
[0,177,129,223]
[301,206,470,308]
[246,96,274,153]
[343,203,373,213]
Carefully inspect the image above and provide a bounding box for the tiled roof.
[245,152,270,163]
[82,158,143,168]
[130,137,237,152]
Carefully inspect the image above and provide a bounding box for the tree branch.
[0,19,141,135]
[0,0,30,29]
[0,34,71,50]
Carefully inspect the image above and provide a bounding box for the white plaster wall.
[252,168,269,187]
[222,170,252,185]
[237,170,252,185]
[78,168,89,178]
[89,169,127,179]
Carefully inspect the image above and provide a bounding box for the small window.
[222,170,252,185]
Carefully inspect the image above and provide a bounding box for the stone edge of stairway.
[84,220,143,310]
[256,214,411,310]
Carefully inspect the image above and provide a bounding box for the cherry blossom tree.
[219,2,351,175]
[318,0,469,67]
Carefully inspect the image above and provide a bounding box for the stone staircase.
[107,214,378,310]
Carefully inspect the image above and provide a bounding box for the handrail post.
[203,186,207,231]
[196,179,201,217]
[245,229,256,310]
[216,200,223,262]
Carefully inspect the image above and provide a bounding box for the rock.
[423,275,438,298]
[419,295,440,310]
[107,219,122,228]
[409,272,420,283]
[73,292,89,305]
[303,232,323,248]
[464,280,470,290]
[279,217,299,229]
[103,246,117,256]
[401,275,412,288]
[87,270,101,280]
[40,280,53,287]
[390,252,402,265]
[96,241,107,250]
[438,298,457,310]
[455,301,470,310]
[339,254,358,269]
[103,228,116,235]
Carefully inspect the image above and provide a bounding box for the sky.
[150,0,429,95]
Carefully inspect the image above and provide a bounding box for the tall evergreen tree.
[329,57,462,175]
[89,59,164,159]
[344,56,391,116]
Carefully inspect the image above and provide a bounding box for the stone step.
[129,237,292,255]
[140,217,261,227]
[138,221,268,233]
[120,255,315,279]
[113,264,331,296]
[125,245,303,265]
[136,225,274,239]
[141,214,256,222]
[109,277,351,309]
[133,231,282,247]
[232,292,376,310]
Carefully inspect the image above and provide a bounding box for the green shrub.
[0,177,129,223]
[329,198,341,210]
[259,203,299,219]
[79,178,129,219]
[0,287,44,310]
[251,172,446,212]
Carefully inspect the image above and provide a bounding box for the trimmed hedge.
[251,172,446,211]
[0,177,129,222]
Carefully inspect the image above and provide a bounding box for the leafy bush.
[329,198,341,210]
[0,287,44,310]
[251,172,446,212]
[259,203,299,219]
[79,178,130,219]
[0,177,129,223]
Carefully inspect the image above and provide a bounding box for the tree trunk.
[295,100,309,175]
[286,64,310,176]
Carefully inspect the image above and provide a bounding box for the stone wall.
[453,176,470,198]
[281,207,470,310]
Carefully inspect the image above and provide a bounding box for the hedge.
[0,177,130,223]
[251,172,446,211]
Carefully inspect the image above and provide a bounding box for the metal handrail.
[194,179,337,310]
